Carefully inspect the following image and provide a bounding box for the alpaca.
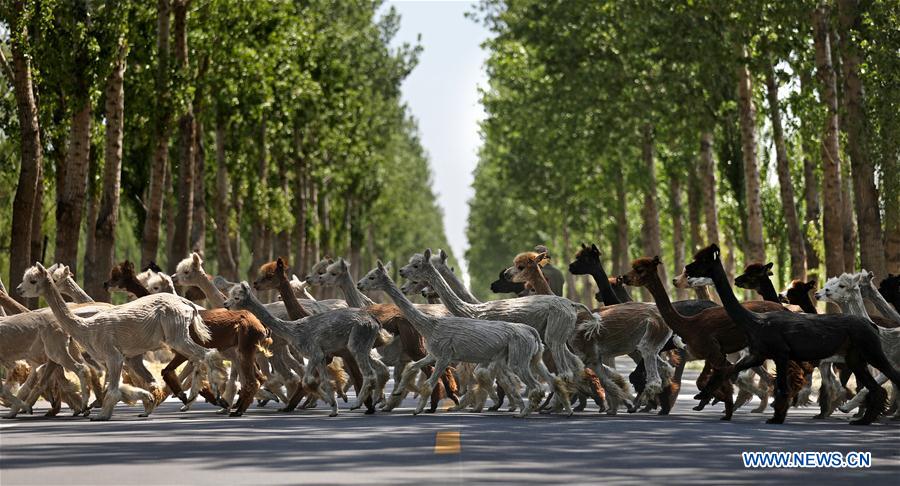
[299,257,459,411]
[858,271,900,325]
[490,269,529,297]
[46,264,94,303]
[253,258,394,413]
[105,261,271,416]
[816,273,900,418]
[783,279,819,313]
[878,274,900,312]
[358,260,562,417]
[223,282,386,417]
[430,249,482,304]
[621,256,796,420]
[684,244,900,425]
[504,251,553,295]
[18,263,218,421]
[569,243,633,304]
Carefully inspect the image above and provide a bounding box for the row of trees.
[465,0,898,302]
[1,0,454,305]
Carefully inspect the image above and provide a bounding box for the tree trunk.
[840,162,857,272]
[669,169,687,300]
[736,47,765,266]
[612,161,629,276]
[292,127,307,271]
[83,149,101,295]
[836,0,887,279]
[800,71,822,272]
[54,102,92,274]
[813,5,846,279]
[687,161,702,254]
[640,124,666,300]
[308,180,320,268]
[85,42,127,302]
[700,132,720,246]
[561,220,575,300]
[168,0,195,271]
[213,115,237,280]
[764,60,806,280]
[141,0,172,268]
[249,118,270,281]
[191,116,206,254]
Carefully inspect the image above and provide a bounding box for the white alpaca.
[358,261,561,417]
[818,273,900,418]
[223,282,386,416]
[18,263,218,420]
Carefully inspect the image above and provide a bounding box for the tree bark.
[836,0,887,279]
[799,71,822,272]
[248,118,270,281]
[85,41,127,302]
[736,46,765,266]
[699,132,720,246]
[54,102,92,274]
[687,161,702,254]
[292,128,307,272]
[612,161,629,276]
[764,60,806,280]
[168,0,195,271]
[813,4,846,279]
[213,115,237,280]
[562,220,575,301]
[191,116,206,254]
[640,124,666,300]
[669,169,687,300]
[142,0,173,268]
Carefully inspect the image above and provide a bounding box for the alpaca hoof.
[179,405,190,412]
[81,409,91,417]
[365,408,376,415]
[812,413,825,419]
[487,404,501,412]
[693,404,706,412]
[229,411,243,417]
[849,418,872,425]
[573,405,586,412]
[177,392,189,404]
[216,408,230,414]
[605,409,617,416]
[657,410,669,416]
[277,407,294,413]
[138,413,150,418]
[217,398,230,408]
[329,411,339,417]
[765,417,784,424]
[257,399,269,407]
[90,417,110,422]
[838,405,853,414]
[720,416,732,421]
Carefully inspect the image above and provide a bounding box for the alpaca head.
[223,282,255,311]
[318,258,351,287]
[490,269,526,295]
[878,274,900,305]
[173,252,208,287]
[253,258,290,291]
[734,262,774,292]
[105,260,138,292]
[429,249,450,269]
[137,263,175,294]
[400,278,428,296]
[399,249,437,283]
[47,263,76,287]
[357,260,392,292]
[683,244,720,286]
[17,263,53,298]
[815,273,862,304]
[305,258,334,286]
[504,251,548,284]
[783,279,817,305]
[621,256,662,287]
[213,276,239,295]
[569,243,602,276]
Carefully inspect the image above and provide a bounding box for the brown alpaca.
[784,279,818,314]
[252,258,394,414]
[622,256,798,420]
[505,251,554,295]
[105,261,270,416]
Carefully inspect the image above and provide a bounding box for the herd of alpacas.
[2,242,900,427]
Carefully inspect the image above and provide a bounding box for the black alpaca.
[879,274,900,312]
[686,244,900,425]
[569,242,718,414]
[784,279,818,314]
[489,269,528,297]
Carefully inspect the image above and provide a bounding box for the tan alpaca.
[505,251,554,295]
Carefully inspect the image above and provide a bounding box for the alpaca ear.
[376,260,385,271]
[581,243,587,250]
[276,257,286,270]
[765,262,774,274]
[424,248,432,260]
[535,252,548,266]
[383,261,394,273]
[62,265,73,278]
[439,249,447,262]
[124,260,135,272]
[339,258,348,270]
[652,256,661,265]
[240,281,251,292]
[36,262,47,273]
[192,253,201,266]
[591,243,599,253]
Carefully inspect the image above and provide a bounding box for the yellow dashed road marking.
[434,430,461,454]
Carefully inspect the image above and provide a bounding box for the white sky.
[384,0,490,283]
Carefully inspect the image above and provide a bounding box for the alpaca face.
[671,268,692,289]
[783,279,816,304]
[620,257,661,287]
[400,278,428,296]
[17,264,50,298]
[505,251,546,284]
[138,268,175,294]
[318,259,349,287]
[399,252,431,282]
[105,261,137,292]
[305,258,333,285]
[253,259,289,292]
[173,252,206,287]
[223,282,253,310]
[684,244,720,282]
[569,243,601,276]
[815,274,860,304]
[734,262,774,291]
[357,263,390,292]
[490,269,525,294]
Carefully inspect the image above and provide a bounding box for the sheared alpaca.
[817,273,900,419]
[300,257,458,412]
[401,249,623,413]
[621,256,797,420]
[359,260,562,417]
[685,245,900,425]
[224,282,386,417]
[18,263,218,421]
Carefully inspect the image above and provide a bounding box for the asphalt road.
[1,370,898,485]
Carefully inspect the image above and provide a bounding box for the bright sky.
[384,0,490,283]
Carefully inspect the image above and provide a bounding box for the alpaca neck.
[40,279,90,341]
[836,291,872,322]
[590,262,621,305]
[243,292,297,340]
[124,277,151,298]
[437,264,481,304]
[709,259,760,329]
[338,271,375,308]
[525,267,553,295]
[789,292,817,314]
[754,278,780,303]
[379,277,436,338]
[860,284,900,325]
[60,278,94,303]
[425,267,478,318]
[195,276,227,308]
[644,271,694,337]
[276,276,309,320]
[693,285,712,301]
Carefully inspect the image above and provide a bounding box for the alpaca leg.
[349,352,378,414]
[15,362,59,417]
[492,366,524,414]
[308,359,339,417]
[766,358,791,425]
[94,355,125,421]
[230,355,260,417]
[124,356,167,407]
[383,356,434,412]
[531,353,572,416]
[840,373,888,413]
[43,337,92,413]
[849,363,886,425]
[415,358,450,415]
[2,369,37,418]
[815,363,842,419]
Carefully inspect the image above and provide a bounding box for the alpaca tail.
[576,315,606,342]
[373,327,394,348]
[188,302,212,343]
